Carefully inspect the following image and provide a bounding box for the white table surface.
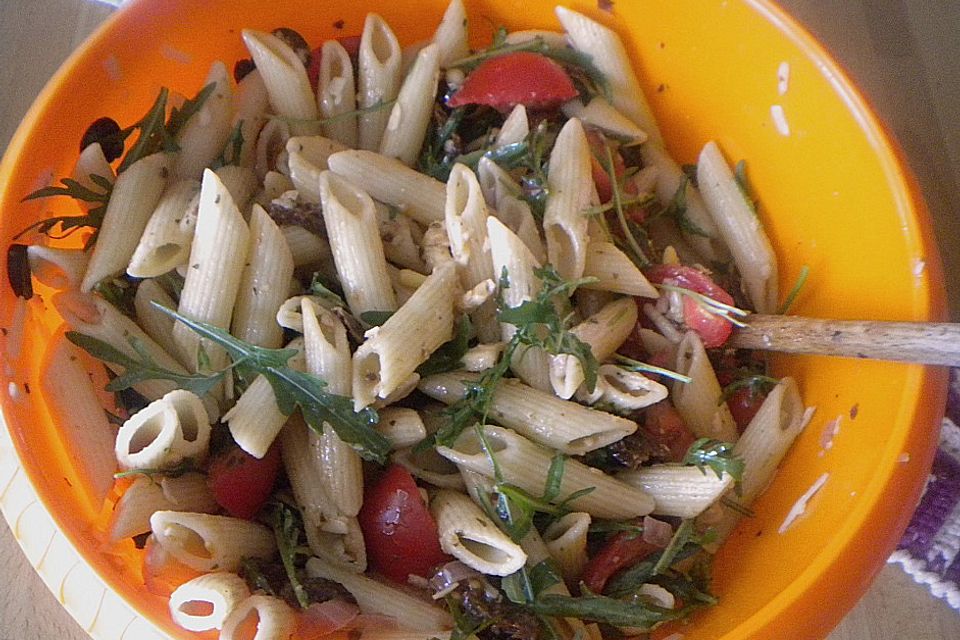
[1,1,959,639]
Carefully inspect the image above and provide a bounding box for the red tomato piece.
[357,465,450,583]
[726,386,768,432]
[641,401,697,463]
[206,442,282,520]
[307,36,361,94]
[446,52,578,112]
[645,264,736,348]
[581,531,659,594]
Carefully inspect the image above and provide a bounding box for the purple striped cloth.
[889,369,960,610]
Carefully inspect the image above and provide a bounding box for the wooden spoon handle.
[727,315,960,366]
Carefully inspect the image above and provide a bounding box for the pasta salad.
[7,1,812,638]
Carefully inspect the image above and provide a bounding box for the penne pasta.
[673,331,738,442]
[697,140,779,313]
[127,179,202,278]
[319,170,398,317]
[432,0,469,67]
[353,262,458,409]
[357,14,403,150]
[543,118,592,281]
[220,595,297,640]
[618,465,734,519]
[173,61,235,180]
[306,556,453,630]
[242,29,319,136]
[419,371,637,455]
[231,204,294,349]
[445,163,499,342]
[318,40,359,148]
[172,169,251,373]
[582,241,658,297]
[39,334,117,510]
[114,389,211,470]
[169,572,251,632]
[151,510,275,572]
[380,43,441,166]
[437,425,655,519]
[327,149,447,225]
[81,152,172,291]
[431,489,527,576]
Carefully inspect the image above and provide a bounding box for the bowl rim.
[0,1,949,639]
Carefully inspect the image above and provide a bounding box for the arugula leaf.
[426,265,598,450]
[151,304,390,464]
[664,175,711,238]
[417,314,472,377]
[16,176,112,246]
[614,353,692,384]
[526,593,684,629]
[603,144,650,267]
[267,500,312,609]
[500,265,599,392]
[359,310,395,327]
[682,438,745,485]
[652,519,696,575]
[66,331,224,396]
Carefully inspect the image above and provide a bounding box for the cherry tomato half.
[645,264,736,348]
[357,465,450,583]
[581,531,659,594]
[206,442,282,520]
[447,52,578,112]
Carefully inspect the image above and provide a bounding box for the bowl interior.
[0,0,946,638]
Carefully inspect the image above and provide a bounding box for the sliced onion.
[298,600,360,639]
[642,515,674,548]
[428,560,482,594]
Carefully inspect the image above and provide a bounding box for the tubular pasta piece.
[169,572,251,632]
[150,510,275,572]
[431,489,527,576]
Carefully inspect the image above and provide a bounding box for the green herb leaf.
[682,438,745,485]
[417,314,473,377]
[16,177,113,246]
[151,304,389,464]
[359,310,395,327]
[66,331,224,396]
[526,593,684,629]
[267,500,312,609]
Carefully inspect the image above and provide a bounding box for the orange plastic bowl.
[0,1,947,639]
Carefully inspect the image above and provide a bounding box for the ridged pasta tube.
[445,163,498,342]
[108,473,218,542]
[318,40,359,148]
[543,117,592,281]
[319,170,398,317]
[115,389,211,470]
[576,365,668,413]
[420,371,637,455]
[327,149,446,225]
[169,572,250,632]
[357,14,403,150]
[353,262,458,409]
[582,241,658,297]
[26,245,89,290]
[543,512,591,585]
[618,465,734,519]
[431,489,527,576]
[242,29,319,136]
[380,43,441,166]
[173,61,235,180]
[80,152,172,291]
[150,511,275,572]
[673,331,738,442]
[697,140,779,313]
[437,426,654,518]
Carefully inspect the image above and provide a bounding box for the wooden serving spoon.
[728,316,960,366]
